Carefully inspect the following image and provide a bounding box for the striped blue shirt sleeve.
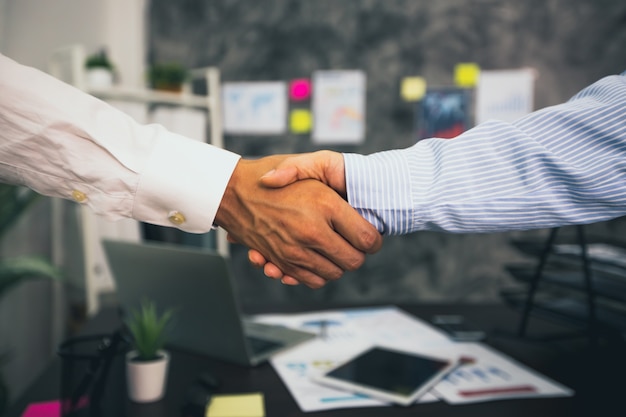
[344,71,626,235]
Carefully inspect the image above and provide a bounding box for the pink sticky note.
[21,397,89,417]
[290,78,311,101]
[21,400,60,417]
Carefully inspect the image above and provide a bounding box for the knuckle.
[281,245,306,263]
[344,253,365,271]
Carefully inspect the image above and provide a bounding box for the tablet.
[311,346,458,406]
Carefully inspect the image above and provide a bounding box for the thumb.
[259,165,301,188]
[259,151,343,190]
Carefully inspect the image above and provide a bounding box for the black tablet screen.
[327,347,450,396]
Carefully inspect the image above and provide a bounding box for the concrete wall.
[146,0,626,310]
[0,0,146,88]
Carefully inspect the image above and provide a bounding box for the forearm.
[0,53,240,233]
[345,71,626,234]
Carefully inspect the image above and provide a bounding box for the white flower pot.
[126,350,170,403]
[86,68,113,89]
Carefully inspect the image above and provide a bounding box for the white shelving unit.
[49,45,227,315]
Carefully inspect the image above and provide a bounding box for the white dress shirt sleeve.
[0,53,240,233]
[345,71,626,235]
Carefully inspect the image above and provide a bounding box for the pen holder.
[57,332,128,417]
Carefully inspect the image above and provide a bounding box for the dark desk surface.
[5,303,625,417]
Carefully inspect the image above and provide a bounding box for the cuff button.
[71,190,88,203]
[168,211,186,225]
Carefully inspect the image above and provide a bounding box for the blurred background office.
[1,0,625,412]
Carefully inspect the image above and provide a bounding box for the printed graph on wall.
[222,81,287,135]
[417,87,470,140]
[312,70,366,144]
[475,68,535,125]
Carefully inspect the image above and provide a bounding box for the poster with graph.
[312,70,366,144]
[475,68,535,124]
[222,81,287,135]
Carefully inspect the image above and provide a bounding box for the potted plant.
[85,48,115,89]
[0,185,62,414]
[147,62,188,92]
[125,299,175,403]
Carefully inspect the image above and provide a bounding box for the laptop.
[102,239,315,366]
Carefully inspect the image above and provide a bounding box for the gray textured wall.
[147,0,626,310]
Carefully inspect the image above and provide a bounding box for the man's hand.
[214,154,381,288]
[259,150,346,196]
[237,151,361,285]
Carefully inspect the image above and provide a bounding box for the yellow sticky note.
[206,393,265,417]
[454,63,481,87]
[400,76,426,101]
[290,109,312,134]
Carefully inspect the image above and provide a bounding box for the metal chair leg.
[518,228,559,337]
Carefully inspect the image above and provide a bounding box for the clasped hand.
[214,152,381,288]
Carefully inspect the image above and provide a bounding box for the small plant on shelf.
[85,49,114,71]
[147,62,189,92]
[84,48,115,88]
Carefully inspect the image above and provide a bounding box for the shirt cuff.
[133,131,241,233]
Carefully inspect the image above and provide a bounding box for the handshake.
[214,150,382,289]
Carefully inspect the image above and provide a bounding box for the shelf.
[506,264,626,304]
[87,86,211,109]
[501,289,626,334]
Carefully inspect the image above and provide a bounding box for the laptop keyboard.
[246,335,284,355]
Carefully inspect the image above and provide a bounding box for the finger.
[285,270,327,289]
[227,233,239,244]
[281,276,300,285]
[260,165,301,188]
[263,263,283,279]
[260,152,332,188]
[332,204,383,255]
[250,234,343,285]
[274,250,341,288]
[300,202,375,272]
[312,232,367,272]
[248,250,267,268]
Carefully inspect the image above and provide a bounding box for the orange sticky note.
[454,63,481,87]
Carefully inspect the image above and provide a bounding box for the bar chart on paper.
[433,343,573,404]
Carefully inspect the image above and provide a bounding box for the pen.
[458,385,537,397]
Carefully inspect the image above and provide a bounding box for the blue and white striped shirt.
[344,71,626,235]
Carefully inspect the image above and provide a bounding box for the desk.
[5,303,625,417]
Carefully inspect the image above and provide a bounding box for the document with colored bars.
[252,306,572,412]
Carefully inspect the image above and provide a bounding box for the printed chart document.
[222,81,287,135]
[312,70,366,144]
[252,306,572,412]
[475,68,535,124]
[433,343,573,404]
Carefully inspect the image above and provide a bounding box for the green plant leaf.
[147,62,188,90]
[125,299,175,361]
[0,184,60,412]
[0,185,40,241]
[85,49,114,70]
[0,256,63,299]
